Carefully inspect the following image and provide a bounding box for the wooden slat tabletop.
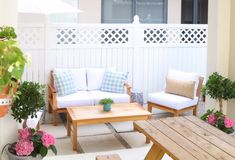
[134,116,235,160]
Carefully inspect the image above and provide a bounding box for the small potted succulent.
[201,109,234,134]
[11,81,45,128]
[99,98,114,112]
[0,26,27,117]
[6,128,57,160]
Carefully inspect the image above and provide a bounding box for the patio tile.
[110,121,134,132]
[40,123,67,138]
[78,134,125,153]
[78,124,112,137]
[119,132,152,148]
[46,138,77,157]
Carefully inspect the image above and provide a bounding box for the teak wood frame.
[48,70,132,126]
[147,76,204,117]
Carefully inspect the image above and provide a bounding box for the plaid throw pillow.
[53,71,76,96]
[101,71,128,93]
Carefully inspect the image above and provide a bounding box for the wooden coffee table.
[66,103,152,151]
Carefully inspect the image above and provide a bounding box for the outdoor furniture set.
[47,68,211,159]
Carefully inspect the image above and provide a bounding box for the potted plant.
[11,81,45,128]
[6,127,57,160]
[0,26,27,117]
[99,98,114,112]
[201,109,234,134]
[205,72,235,113]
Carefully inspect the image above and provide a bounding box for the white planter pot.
[6,147,42,160]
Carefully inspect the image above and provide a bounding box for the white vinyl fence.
[18,20,208,101]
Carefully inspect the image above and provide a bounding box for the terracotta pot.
[0,86,12,117]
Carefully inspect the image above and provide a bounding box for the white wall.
[206,0,231,113]
[167,0,181,23]
[228,0,235,119]
[0,0,18,156]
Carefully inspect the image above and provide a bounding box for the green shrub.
[99,98,114,105]
[11,81,45,127]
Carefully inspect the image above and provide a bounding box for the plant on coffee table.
[99,98,114,112]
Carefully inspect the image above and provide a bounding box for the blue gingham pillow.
[53,71,76,96]
[101,71,128,93]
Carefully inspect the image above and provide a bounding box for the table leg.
[145,144,165,160]
[146,137,150,144]
[67,113,71,136]
[72,121,78,151]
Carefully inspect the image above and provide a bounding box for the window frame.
[101,0,168,24]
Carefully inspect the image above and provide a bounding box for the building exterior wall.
[78,0,182,24]
[206,0,232,116]
[167,0,181,23]
[0,0,18,156]
[228,0,235,119]
[78,0,101,23]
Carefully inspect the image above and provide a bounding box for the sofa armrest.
[48,84,57,109]
[124,83,132,96]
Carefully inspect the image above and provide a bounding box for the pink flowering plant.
[8,128,57,157]
[201,109,235,134]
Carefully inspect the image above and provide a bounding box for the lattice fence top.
[55,27,130,46]
[18,24,208,48]
[144,27,207,45]
[18,25,45,49]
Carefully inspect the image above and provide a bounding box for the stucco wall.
[78,0,101,23]
[206,0,231,113]
[228,1,235,119]
[167,0,181,23]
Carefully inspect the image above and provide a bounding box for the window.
[102,0,168,23]
[181,0,208,24]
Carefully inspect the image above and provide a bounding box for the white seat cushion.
[148,92,198,110]
[54,68,87,91]
[87,68,105,91]
[57,91,94,108]
[89,90,130,105]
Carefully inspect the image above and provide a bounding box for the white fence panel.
[18,23,208,102]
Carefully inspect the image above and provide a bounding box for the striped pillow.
[53,71,76,96]
[101,71,128,93]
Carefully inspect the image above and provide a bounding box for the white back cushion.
[54,68,87,91]
[87,68,105,91]
[87,68,116,91]
[167,69,200,97]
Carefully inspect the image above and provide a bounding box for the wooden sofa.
[48,69,132,126]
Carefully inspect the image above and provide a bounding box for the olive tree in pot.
[0,26,27,117]
[11,81,45,128]
[205,72,235,113]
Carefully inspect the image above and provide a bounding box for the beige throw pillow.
[165,77,196,99]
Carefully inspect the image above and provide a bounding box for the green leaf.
[50,145,57,155]
[39,146,48,157]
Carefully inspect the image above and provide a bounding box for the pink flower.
[15,140,34,156]
[42,133,56,148]
[224,117,235,128]
[208,114,217,126]
[18,128,31,140]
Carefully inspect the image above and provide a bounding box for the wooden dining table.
[134,116,235,160]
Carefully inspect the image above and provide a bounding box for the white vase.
[6,147,42,160]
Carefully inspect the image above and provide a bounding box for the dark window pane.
[102,0,133,23]
[136,0,166,23]
[181,0,193,24]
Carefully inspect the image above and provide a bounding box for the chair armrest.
[124,83,132,96]
[48,84,57,93]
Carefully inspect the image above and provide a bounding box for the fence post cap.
[133,15,140,24]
